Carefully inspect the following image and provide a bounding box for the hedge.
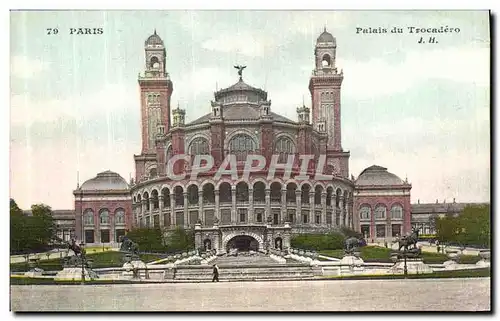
[291,232,344,251]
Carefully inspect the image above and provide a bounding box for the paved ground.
[11,278,490,312]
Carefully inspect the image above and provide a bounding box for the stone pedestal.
[24,268,44,278]
[389,258,433,274]
[340,255,364,273]
[54,267,98,281]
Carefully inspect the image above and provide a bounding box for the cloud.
[10,83,138,126]
[201,32,276,58]
[337,45,489,99]
[11,56,50,79]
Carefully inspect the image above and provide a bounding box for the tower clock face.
[153,62,160,69]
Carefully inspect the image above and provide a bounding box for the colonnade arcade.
[132,179,354,230]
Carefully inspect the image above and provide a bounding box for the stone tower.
[308,28,349,178]
[138,30,173,154]
[135,30,174,182]
[309,28,343,151]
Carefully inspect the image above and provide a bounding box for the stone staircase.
[213,253,279,266]
[171,253,316,281]
[173,264,317,281]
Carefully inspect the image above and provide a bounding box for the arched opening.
[274,237,283,250]
[150,56,160,69]
[253,182,266,203]
[203,239,212,251]
[174,186,184,206]
[151,190,159,209]
[229,134,256,161]
[343,191,348,209]
[226,235,259,252]
[314,185,323,205]
[326,187,333,206]
[187,185,199,205]
[274,137,295,163]
[149,167,157,178]
[335,188,342,208]
[301,184,311,204]
[219,182,232,203]
[321,54,331,67]
[286,182,297,203]
[236,182,249,203]
[270,182,281,202]
[189,137,210,155]
[162,188,170,207]
[202,183,215,204]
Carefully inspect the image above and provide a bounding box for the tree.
[435,204,490,248]
[164,227,195,253]
[10,200,57,254]
[126,227,165,253]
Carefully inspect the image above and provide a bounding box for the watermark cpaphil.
[165,154,335,182]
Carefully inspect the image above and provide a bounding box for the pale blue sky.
[10,10,490,209]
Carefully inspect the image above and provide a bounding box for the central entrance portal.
[226,235,259,252]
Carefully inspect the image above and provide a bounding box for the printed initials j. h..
[418,36,438,44]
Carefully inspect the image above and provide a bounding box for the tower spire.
[77,171,80,189]
[154,28,157,35]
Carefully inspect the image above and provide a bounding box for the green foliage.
[164,227,195,253]
[339,227,363,239]
[291,232,344,251]
[10,200,57,254]
[125,227,166,253]
[123,227,195,253]
[10,251,165,272]
[436,204,490,247]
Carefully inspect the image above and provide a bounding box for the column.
[159,195,164,228]
[183,192,188,228]
[309,191,315,224]
[149,199,155,227]
[281,189,287,224]
[95,208,101,244]
[198,190,204,225]
[231,188,237,223]
[265,188,271,222]
[339,198,344,227]
[321,192,327,226]
[215,189,220,222]
[170,192,176,226]
[295,190,301,224]
[141,200,147,228]
[249,189,254,223]
[109,214,115,244]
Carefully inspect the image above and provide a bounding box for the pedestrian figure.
[212,264,219,282]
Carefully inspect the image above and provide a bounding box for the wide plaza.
[11,278,490,312]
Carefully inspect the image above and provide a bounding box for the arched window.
[274,137,295,163]
[374,205,387,220]
[359,206,371,220]
[83,209,94,225]
[99,209,110,224]
[322,54,331,67]
[189,137,210,155]
[115,209,125,225]
[391,205,403,219]
[229,134,255,161]
[149,167,157,178]
[150,56,160,69]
